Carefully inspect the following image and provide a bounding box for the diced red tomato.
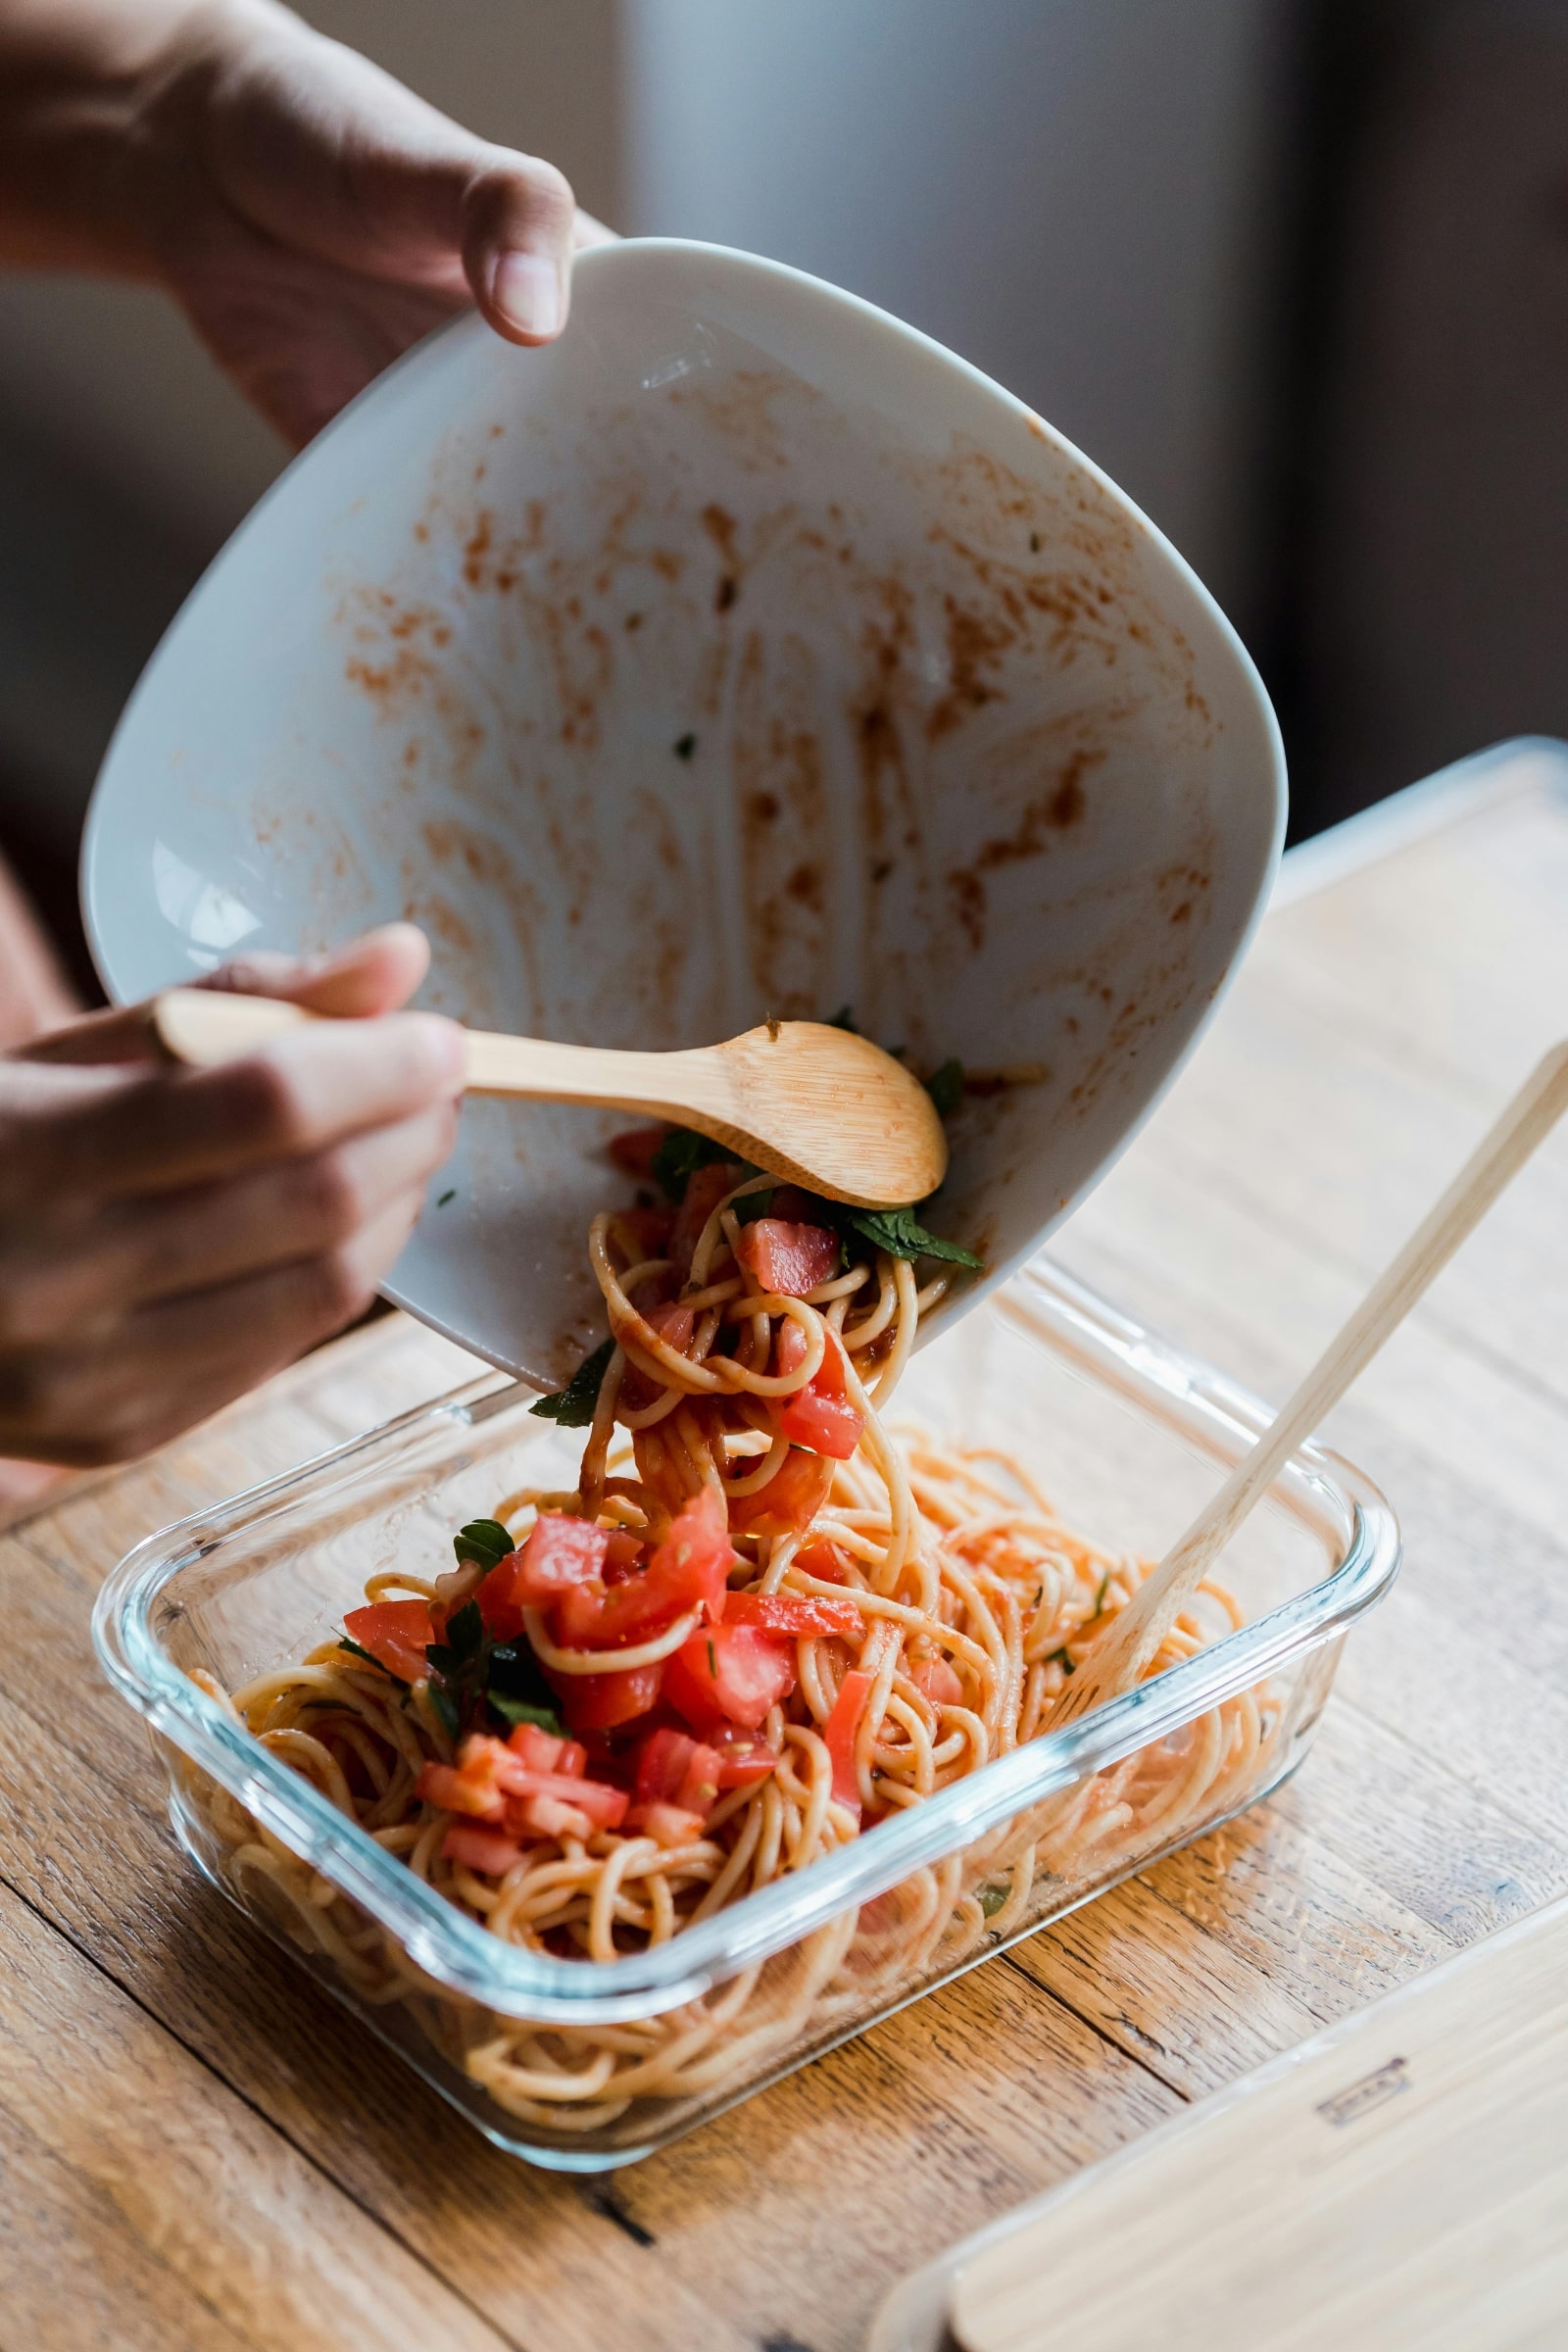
[670,1160,739,1275]
[723,1590,863,1640]
[603,1530,647,1584]
[633,1727,725,1815]
[475,1515,608,1642]
[663,1620,797,1734]
[769,1322,863,1459]
[506,1721,585,1777]
[641,1299,697,1356]
[726,1447,835,1540]
[552,1485,732,1650]
[625,1800,707,1848]
[441,1824,525,1875]
[708,1729,780,1788]
[416,1760,505,1821]
[555,1659,665,1734]
[343,1599,436,1684]
[612,1203,676,1258]
[514,1792,594,1841]
[796,1538,853,1585]
[910,1656,964,1708]
[824,1668,874,1814]
[442,1734,629,1830]
[775,1386,863,1458]
[608,1124,669,1178]
[735,1217,840,1298]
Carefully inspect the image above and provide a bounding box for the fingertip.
[294,922,432,1017]
[401,1010,467,1092]
[486,248,569,343]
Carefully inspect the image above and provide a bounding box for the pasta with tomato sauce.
[194,1124,1280,2136]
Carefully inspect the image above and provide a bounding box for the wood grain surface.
[3,743,1566,2352]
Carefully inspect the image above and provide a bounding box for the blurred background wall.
[4,0,1566,987]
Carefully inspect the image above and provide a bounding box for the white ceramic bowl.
[83,239,1285,1385]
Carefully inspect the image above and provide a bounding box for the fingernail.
[491,250,563,339]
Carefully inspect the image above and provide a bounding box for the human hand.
[0,0,614,446]
[0,922,462,1467]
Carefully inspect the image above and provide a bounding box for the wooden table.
[3,738,1566,2352]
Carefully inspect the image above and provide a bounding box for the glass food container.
[93,1262,1399,2171]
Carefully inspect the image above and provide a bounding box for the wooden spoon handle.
[150,988,732,1112]
[1056,1037,1568,1724]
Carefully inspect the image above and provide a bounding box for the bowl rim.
[78,235,1288,1382]
[93,1256,1397,2026]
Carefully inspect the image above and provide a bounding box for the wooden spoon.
[1051,1037,1568,1730]
[148,989,950,1210]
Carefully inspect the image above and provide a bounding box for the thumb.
[14,925,434,1067]
[460,155,579,344]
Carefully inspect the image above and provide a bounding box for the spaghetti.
[194,1133,1281,2137]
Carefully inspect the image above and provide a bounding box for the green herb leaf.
[436,1188,457,1207]
[425,1598,484,1680]
[530,1337,615,1428]
[979,1884,1009,1918]
[648,1125,733,1201]
[1046,1646,1075,1676]
[673,731,697,760]
[487,1640,559,1713]
[453,1517,514,1572]
[731,1185,777,1226]
[846,1205,984,1269]
[426,1684,460,1742]
[925,1058,964,1120]
[1093,1571,1110,1616]
[487,1692,564,1737]
[338,1638,390,1675]
[424,1599,491,1739]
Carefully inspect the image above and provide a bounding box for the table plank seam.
[0,1857,535,2352]
[998,1950,1199,2105]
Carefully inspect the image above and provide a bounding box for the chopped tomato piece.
[769,1322,863,1458]
[603,1529,647,1584]
[641,1299,697,1356]
[663,1621,797,1734]
[608,1123,669,1178]
[612,1202,676,1258]
[555,1659,664,1734]
[910,1656,964,1708]
[824,1668,874,1814]
[449,1734,628,1826]
[416,1760,505,1821]
[708,1729,780,1788]
[670,1159,739,1275]
[625,1800,707,1848]
[552,1485,732,1649]
[506,1721,585,1776]
[735,1217,840,1297]
[775,1387,863,1459]
[633,1727,725,1815]
[343,1599,436,1684]
[796,1538,853,1585]
[441,1824,524,1875]
[475,1515,607,1642]
[723,1590,863,1640]
[726,1447,835,1540]
[514,1792,594,1841]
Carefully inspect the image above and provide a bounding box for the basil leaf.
[487,1692,564,1738]
[926,1058,964,1120]
[649,1125,731,1201]
[488,1640,558,1707]
[530,1336,615,1428]
[426,1684,460,1743]
[453,1517,513,1571]
[338,1638,391,1676]
[979,1884,1009,1919]
[732,1185,777,1226]
[847,1205,984,1270]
